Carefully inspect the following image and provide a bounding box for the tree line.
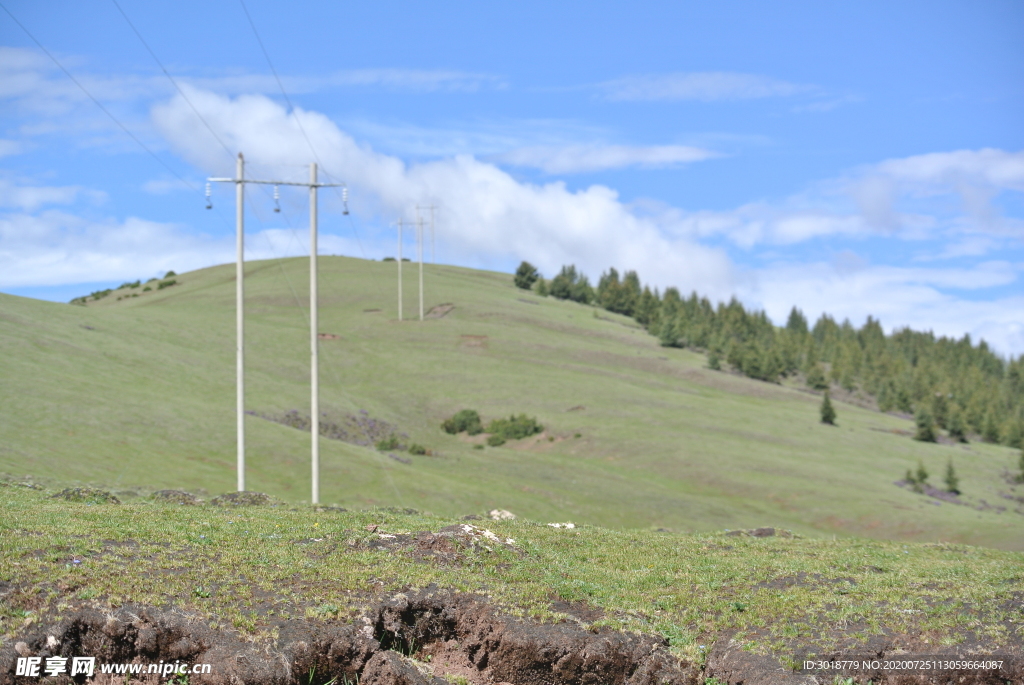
[514,261,1023,448]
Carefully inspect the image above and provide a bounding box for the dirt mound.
[1,591,701,685]
[209,491,274,507]
[49,487,120,504]
[150,489,203,505]
[425,303,455,319]
[2,590,1018,685]
[724,527,797,538]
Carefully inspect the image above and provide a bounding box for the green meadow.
[1,256,1021,550]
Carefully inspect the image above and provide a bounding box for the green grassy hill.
[2,257,1021,549]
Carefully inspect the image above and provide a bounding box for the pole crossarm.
[208,177,342,188]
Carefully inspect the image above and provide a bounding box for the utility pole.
[309,162,320,506]
[396,219,404,321]
[209,159,341,503]
[417,204,437,264]
[234,154,245,492]
[417,215,424,321]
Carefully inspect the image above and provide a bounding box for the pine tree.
[820,392,836,425]
[914,406,937,442]
[513,261,539,290]
[944,460,960,494]
[806,363,829,391]
[914,460,929,493]
[947,405,968,443]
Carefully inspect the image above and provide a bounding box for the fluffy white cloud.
[0,205,353,288]
[598,72,808,102]
[493,144,719,174]
[0,210,213,287]
[0,139,24,157]
[746,260,1024,356]
[0,178,103,212]
[151,88,738,299]
[655,148,1024,248]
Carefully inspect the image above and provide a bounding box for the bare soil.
[2,590,1019,685]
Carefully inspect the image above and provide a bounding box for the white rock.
[489,509,516,521]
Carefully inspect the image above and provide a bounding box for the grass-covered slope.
[1,485,1021,672]
[1,257,1022,549]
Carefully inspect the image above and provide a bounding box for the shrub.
[913,406,936,442]
[165,270,176,278]
[376,435,401,451]
[944,460,960,494]
[707,350,721,370]
[487,414,543,443]
[514,261,539,290]
[486,434,506,447]
[408,443,428,455]
[143,286,152,292]
[820,392,836,425]
[805,364,829,391]
[905,460,929,493]
[441,409,483,435]
[535,278,549,296]
[157,279,177,290]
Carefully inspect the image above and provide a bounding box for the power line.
[0,1,200,196]
[110,0,237,161]
[237,0,367,258]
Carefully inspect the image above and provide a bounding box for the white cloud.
[654,148,1024,250]
[746,260,1024,356]
[0,178,102,211]
[151,88,738,299]
[493,144,719,174]
[598,72,809,102]
[0,210,216,287]
[0,139,24,157]
[341,117,610,159]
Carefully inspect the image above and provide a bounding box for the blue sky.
[1,1,1022,354]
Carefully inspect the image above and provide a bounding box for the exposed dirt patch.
[548,598,605,623]
[0,591,702,685]
[209,491,275,507]
[426,303,455,319]
[459,335,488,348]
[4,590,1018,685]
[724,527,797,539]
[318,333,341,340]
[49,488,120,505]
[150,490,203,505]
[248,409,407,449]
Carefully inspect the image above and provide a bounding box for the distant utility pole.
[416,215,425,320]
[209,156,341,504]
[395,219,405,321]
[416,204,437,264]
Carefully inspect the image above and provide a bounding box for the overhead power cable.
[110,0,236,160]
[0,1,200,196]
[237,0,367,258]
